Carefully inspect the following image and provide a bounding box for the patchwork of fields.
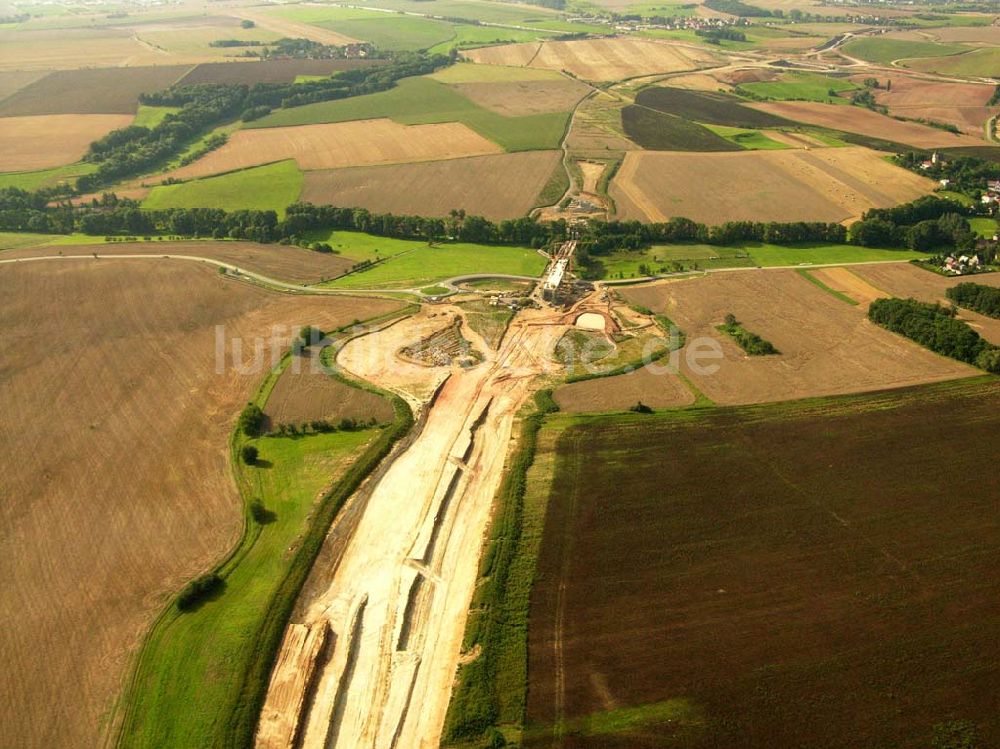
[750,100,987,148]
[164,119,503,179]
[464,37,720,81]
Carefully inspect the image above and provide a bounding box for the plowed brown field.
[301,151,562,221]
[0,259,401,749]
[621,268,975,405]
[0,114,134,171]
[264,348,395,428]
[165,119,502,180]
[856,74,998,136]
[610,147,932,224]
[464,38,719,82]
[750,100,987,147]
[528,379,1000,748]
[553,365,695,413]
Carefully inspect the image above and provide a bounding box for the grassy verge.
[796,268,859,306]
[444,390,561,746]
[114,320,414,749]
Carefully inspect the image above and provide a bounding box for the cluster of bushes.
[868,297,1000,372]
[946,282,1000,319]
[718,313,779,355]
[75,53,447,191]
[178,132,228,167]
[695,28,747,43]
[266,416,375,437]
[177,573,224,612]
[851,196,978,251]
[704,0,775,16]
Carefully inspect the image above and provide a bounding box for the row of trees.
[946,283,1000,319]
[77,53,449,191]
[3,187,979,257]
[868,297,1000,372]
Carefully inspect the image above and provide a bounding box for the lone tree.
[238,403,265,437]
[241,444,259,465]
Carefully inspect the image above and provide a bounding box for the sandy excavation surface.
[256,308,566,749]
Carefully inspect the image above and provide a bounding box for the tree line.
[76,52,449,192]
[946,282,1000,320]
[2,189,984,258]
[868,297,1000,372]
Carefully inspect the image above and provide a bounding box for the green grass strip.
[796,268,859,306]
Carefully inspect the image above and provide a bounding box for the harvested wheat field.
[0,114,133,171]
[0,259,402,749]
[553,364,695,413]
[807,265,886,305]
[610,147,932,224]
[447,77,590,116]
[229,8,360,46]
[858,74,998,135]
[165,119,502,180]
[621,269,975,405]
[264,348,395,428]
[302,151,562,221]
[849,263,1000,345]
[659,71,731,91]
[0,65,193,116]
[464,38,719,82]
[751,100,987,147]
[0,70,46,103]
[4,241,352,284]
[0,28,167,71]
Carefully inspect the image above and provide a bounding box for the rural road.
[0,253,537,297]
[255,306,566,749]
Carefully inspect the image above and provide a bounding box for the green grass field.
[0,161,96,190]
[321,241,546,288]
[703,124,791,150]
[142,160,303,215]
[116,426,376,748]
[133,105,181,128]
[909,47,1000,77]
[321,0,559,25]
[427,24,543,54]
[248,76,569,152]
[301,229,425,262]
[740,72,858,104]
[599,242,926,278]
[842,37,969,64]
[971,217,999,239]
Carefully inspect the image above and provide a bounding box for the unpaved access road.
[256,307,566,749]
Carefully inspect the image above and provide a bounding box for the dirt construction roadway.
[256,306,566,749]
